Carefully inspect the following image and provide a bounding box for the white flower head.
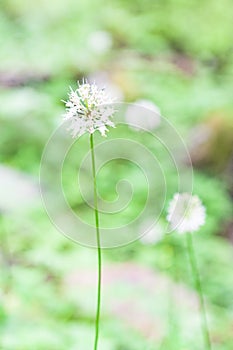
[167,193,206,234]
[63,80,116,138]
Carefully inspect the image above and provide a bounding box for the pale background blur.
[0,0,233,349]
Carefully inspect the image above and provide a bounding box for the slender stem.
[186,232,212,350]
[90,133,102,350]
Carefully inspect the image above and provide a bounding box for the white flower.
[167,193,206,233]
[63,81,116,138]
[125,99,161,131]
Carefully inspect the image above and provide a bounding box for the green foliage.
[0,0,233,348]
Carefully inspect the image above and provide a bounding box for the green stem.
[186,232,212,350]
[90,133,102,350]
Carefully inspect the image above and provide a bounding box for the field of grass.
[0,0,233,349]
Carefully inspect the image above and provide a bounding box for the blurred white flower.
[0,88,51,119]
[167,193,206,234]
[88,30,112,54]
[63,81,116,137]
[125,99,161,130]
[0,165,39,213]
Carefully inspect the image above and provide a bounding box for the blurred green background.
[0,0,233,349]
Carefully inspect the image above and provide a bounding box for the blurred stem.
[90,133,102,350]
[186,232,211,350]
